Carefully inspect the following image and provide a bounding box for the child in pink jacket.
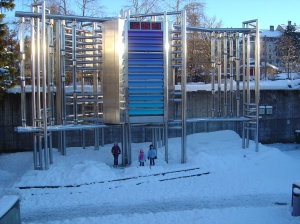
[138,148,146,166]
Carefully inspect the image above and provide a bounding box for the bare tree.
[123,0,161,16]
[185,2,222,82]
[75,0,106,17]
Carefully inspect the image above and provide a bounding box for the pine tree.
[0,0,19,100]
[276,24,300,77]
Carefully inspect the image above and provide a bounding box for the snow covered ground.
[1,130,300,223]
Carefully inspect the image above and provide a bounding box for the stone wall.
[1,90,299,153]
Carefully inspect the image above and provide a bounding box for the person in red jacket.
[111,141,121,167]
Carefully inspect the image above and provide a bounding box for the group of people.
[111,142,157,167]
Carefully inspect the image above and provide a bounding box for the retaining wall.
[1,90,299,153]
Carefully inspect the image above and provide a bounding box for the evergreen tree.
[276,24,300,77]
[0,0,19,100]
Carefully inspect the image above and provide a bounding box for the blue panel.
[129,102,164,107]
[128,59,163,66]
[128,45,163,52]
[128,67,163,73]
[128,53,163,59]
[128,74,164,79]
[128,81,163,87]
[129,95,164,101]
[129,88,164,93]
[129,109,164,115]
[128,30,163,38]
[127,30,165,117]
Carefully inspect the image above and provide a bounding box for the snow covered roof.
[261,62,279,70]
[277,24,300,32]
[260,29,282,38]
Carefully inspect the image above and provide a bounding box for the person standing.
[147,144,157,166]
[138,148,146,166]
[111,141,121,167]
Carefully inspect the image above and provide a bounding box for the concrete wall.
[1,90,300,153]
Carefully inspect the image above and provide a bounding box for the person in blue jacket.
[138,148,146,166]
[147,144,157,166]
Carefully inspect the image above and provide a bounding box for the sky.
[7,0,299,30]
[1,130,300,223]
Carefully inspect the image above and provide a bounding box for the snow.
[1,130,300,223]
[0,195,19,217]
[6,73,300,94]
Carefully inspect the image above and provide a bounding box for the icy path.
[21,192,290,224]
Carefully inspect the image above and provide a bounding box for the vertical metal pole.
[246,32,251,147]
[255,20,260,152]
[30,6,38,168]
[229,33,234,117]
[94,128,99,150]
[127,124,132,165]
[47,18,54,164]
[72,20,78,125]
[101,128,104,147]
[181,10,187,163]
[210,32,216,118]
[217,33,222,117]
[48,19,55,126]
[235,32,240,117]
[36,6,41,125]
[42,1,49,170]
[121,124,126,166]
[31,7,36,128]
[55,19,62,153]
[61,20,67,155]
[242,32,246,116]
[20,17,26,127]
[242,31,246,148]
[223,32,228,117]
[164,122,168,163]
[154,129,158,153]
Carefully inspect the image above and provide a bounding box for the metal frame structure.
[15,1,260,170]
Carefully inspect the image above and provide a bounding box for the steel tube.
[223,32,228,117]
[20,17,26,128]
[181,10,187,163]
[235,32,240,117]
[210,32,216,118]
[42,2,49,170]
[254,20,260,152]
[15,11,112,22]
[229,33,234,117]
[217,33,222,117]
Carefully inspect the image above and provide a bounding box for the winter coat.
[138,150,147,162]
[147,148,157,159]
[111,145,121,157]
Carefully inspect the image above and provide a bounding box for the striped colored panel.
[128,74,164,79]
[128,81,163,87]
[128,59,163,66]
[129,102,164,107]
[127,30,164,117]
[129,95,164,101]
[129,109,164,115]
[128,88,164,94]
[128,67,163,73]
[128,45,163,52]
[128,53,163,59]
